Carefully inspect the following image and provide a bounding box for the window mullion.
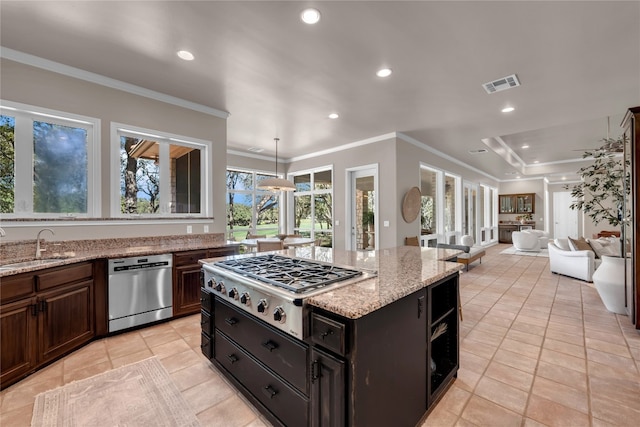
[158,142,170,214]
[14,115,33,214]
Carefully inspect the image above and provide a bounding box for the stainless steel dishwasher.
[108,254,173,332]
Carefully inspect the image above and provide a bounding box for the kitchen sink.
[0,256,75,270]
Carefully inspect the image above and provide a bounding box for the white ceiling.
[1,1,639,182]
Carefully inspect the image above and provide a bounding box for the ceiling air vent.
[483,74,520,94]
[468,149,488,154]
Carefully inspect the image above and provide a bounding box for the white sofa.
[548,238,600,282]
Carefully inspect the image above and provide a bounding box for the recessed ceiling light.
[562,176,567,180]
[247,147,264,153]
[376,68,392,78]
[301,8,321,24]
[328,113,339,119]
[501,106,515,113]
[533,160,539,164]
[177,50,194,61]
[516,176,521,179]
[521,144,529,149]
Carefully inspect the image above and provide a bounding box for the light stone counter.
[200,245,464,319]
[0,234,237,277]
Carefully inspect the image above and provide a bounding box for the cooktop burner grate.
[214,254,363,293]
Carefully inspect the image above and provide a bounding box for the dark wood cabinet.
[499,193,535,214]
[173,246,239,316]
[0,262,94,390]
[38,280,94,363]
[310,347,345,427]
[0,295,37,387]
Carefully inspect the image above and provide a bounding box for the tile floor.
[2,243,640,426]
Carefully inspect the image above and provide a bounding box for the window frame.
[0,100,100,218]
[225,167,283,239]
[110,122,210,218]
[287,166,334,246]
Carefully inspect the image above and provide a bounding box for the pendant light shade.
[257,138,296,191]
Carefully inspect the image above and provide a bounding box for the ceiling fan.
[572,117,624,153]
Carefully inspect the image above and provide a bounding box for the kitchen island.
[199,246,463,427]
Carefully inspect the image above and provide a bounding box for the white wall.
[0,59,227,241]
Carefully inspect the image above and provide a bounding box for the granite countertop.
[199,245,464,320]
[0,234,238,277]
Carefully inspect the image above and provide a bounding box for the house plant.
[564,137,630,228]
[362,211,375,231]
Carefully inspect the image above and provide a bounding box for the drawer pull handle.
[320,329,334,339]
[261,340,278,352]
[262,385,278,399]
[225,317,238,326]
[227,354,239,364]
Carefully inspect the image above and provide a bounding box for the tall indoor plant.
[565,137,630,229]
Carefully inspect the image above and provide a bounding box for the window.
[112,124,208,217]
[290,168,333,247]
[226,169,280,240]
[0,101,99,217]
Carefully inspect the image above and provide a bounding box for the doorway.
[463,183,478,242]
[346,165,378,251]
[553,191,578,239]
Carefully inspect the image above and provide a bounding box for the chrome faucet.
[35,228,55,259]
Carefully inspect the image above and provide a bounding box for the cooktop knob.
[215,282,226,294]
[273,306,286,323]
[257,299,268,314]
[240,293,251,305]
[228,287,239,300]
[207,278,216,288]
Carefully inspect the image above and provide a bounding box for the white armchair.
[548,239,598,282]
[512,231,541,251]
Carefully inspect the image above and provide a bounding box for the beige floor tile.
[531,376,589,414]
[539,348,587,373]
[454,367,482,393]
[433,384,471,415]
[543,337,585,359]
[484,361,534,392]
[182,374,236,414]
[150,337,192,359]
[585,337,632,358]
[505,329,544,346]
[110,348,155,368]
[535,360,587,391]
[419,405,458,426]
[143,329,183,347]
[197,394,261,427]
[493,348,538,374]
[63,360,112,384]
[590,394,640,426]
[500,337,541,359]
[461,337,498,360]
[473,376,529,414]
[0,402,33,427]
[460,395,522,426]
[160,348,203,373]
[526,395,590,426]
[586,347,637,371]
[170,361,218,391]
[105,334,149,359]
[589,375,640,409]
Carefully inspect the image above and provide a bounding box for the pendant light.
[257,138,296,191]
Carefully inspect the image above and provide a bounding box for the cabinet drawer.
[215,331,308,427]
[174,251,207,267]
[311,313,347,356]
[200,287,214,313]
[36,262,93,291]
[0,274,35,304]
[208,246,239,258]
[215,299,308,393]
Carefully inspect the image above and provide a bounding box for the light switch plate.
[383,221,389,227]
[335,220,340,226]
[187,225,192,234]
[204,225,209,233]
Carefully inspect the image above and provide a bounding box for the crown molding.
[0,47,229,119]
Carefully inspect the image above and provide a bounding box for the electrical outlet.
[204,225,209,233]
[186,225,192,234]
